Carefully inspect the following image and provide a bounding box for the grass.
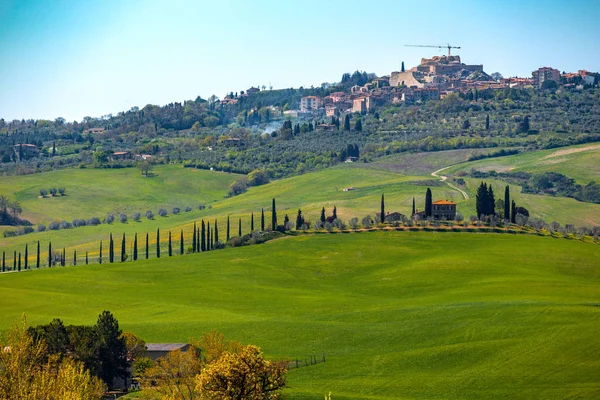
[1,232,599,399]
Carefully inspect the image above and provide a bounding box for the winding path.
[431,166,470,200]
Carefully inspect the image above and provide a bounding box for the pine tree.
[214,220,219,243]
[381,194,386,223]
[320,207,326,223]
[412,197,416,216]
[333,206,337,220]
[511,200,517,223]
[48,242,52,267]
[121,233,126,262]
[485,114,490,130]
[261,208,265,231]
[36,241,40,268]
[192,222,197,253]
[296,209,304,230]
[156,228,160,258]
[109,233,114,263]
[168,231,172,257]
[133,233,138,261]
[99,241,102,264]
[180,229,184,255]
[504,185,510,222]
[201,220,206,251]
[145,233,149,259]
[227,215,230,240]
[344,114,351,131]
[24,244,28,269]
[425,189,432,218]
[251,212,254,232]
[272,198,277,230]
[238,218,242,237]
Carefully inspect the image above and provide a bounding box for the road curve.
[431,166,470,200]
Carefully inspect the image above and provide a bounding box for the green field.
[0,232,599,399]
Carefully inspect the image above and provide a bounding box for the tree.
[475,182,488,218]
[251,213,254,232]
[504,186,510,222]
[355,119,362,132]
[120,331,146,362]
[121,233,126,262]
[156,228,161,258]
[344,114,351,131]
[320,207,326,223]
[401,61,405,72]
[462,119,471,130]
[146,233,149,259]
[95,311,128,389]
[214,220,219,243]
[296,209,304,230]
[201,220,206,252]
[271,198,277,231]
[24,244,28,269]
[488,185,496,215]
[381,194,386,223]
[485,114,490,130]
[36,241,40,268]
[133,233,138,261]
[238,218,242,237]
[207,222,211,251]
[519,115,530,133]
[332,206,337,220]
[168,231,173,257]
[192,222,197,253]
[99,241,102,264]
[412,197,416,216]
[109,234,114,263]
[227,216,230,240]
[180,230,184,255]
[425,189,432,218]
[491,72,503,81]
[196,345,287,400]
[138,161,152,177]
[511,200,517,223]
[261,208,265,231]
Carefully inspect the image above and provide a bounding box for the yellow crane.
[405,44,461,57]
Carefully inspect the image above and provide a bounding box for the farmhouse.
[109,151,132,161]
[83,128,105,134]
[145,343,189,360]
[432,200,456,220]
[385,212,406,223]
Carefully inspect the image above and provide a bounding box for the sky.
[1,0,599,122]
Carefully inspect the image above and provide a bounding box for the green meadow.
[0,232,598,399]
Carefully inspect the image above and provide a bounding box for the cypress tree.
[192,222,197,253]
[261,208,265,231]
[296,209,303,230]
[476,182,487,218]
[381,194,386,223]
[180,229,184,255]
[99,241,102,264]
[332,206,337,221]
[1,251,4,272]
[145,233,149,259]
[320,207,326,223]
[86,251,89,265]
[109,233,114,263]
[121,233,126,262]
[344,114,350,131]
[238,218,242,237]
[511,200,517,223]
[488,185,495,215]
[425,189,432,218]
[24,244,28,269]
[156,228,160,258]
[36,241,40,269]
[412,197,416,216]
[210,227,214,250]
[62,248,65,267]
[214,220,219,243]
[271,198,277,230]
[18,253,21,271]
[485,114,490,130]
[133,233,138,261]
[13,251,16,271]
[504,185,510,221]
[251,213,254,232]
[48,242,52,267]
[196,228,200,252]
[207,222,211,251]
[201,220,206,251]
[401,61,405,72]
[168,231,172,256]
[227,216,230,240]
[73,250,77,266]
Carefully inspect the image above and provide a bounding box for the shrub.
[72,219,86,228]
[146,210,154,220]
[105,214,115,224]
[49,188,57,196]
[332,218,346,230]
[361,215,372,229]
[37,224,46,232]
[185,206,192,212]
[58,188,66,196]
[21,226,34,235]
[349,217,359,230]
[119,214,128,223]
[158,208,167,217]
[313,220,324,230]
[39,189,48,197]
[132,212,141,222]
[48,221,60,230]
[60,220,72,229]
[87,217,101,226]
[172,207,181,215]
[3,230,17,237]
[455,212,464,222]
[198,204,206,210]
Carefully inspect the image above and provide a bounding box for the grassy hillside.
[0,165,240,224]
[0,232,599,399]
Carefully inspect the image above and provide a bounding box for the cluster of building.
[281,56,598,120]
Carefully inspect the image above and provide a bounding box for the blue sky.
[1,0,599,122]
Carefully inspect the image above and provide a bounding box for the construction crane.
[405,44,461,57]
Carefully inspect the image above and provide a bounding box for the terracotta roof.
[433,200,456,205]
